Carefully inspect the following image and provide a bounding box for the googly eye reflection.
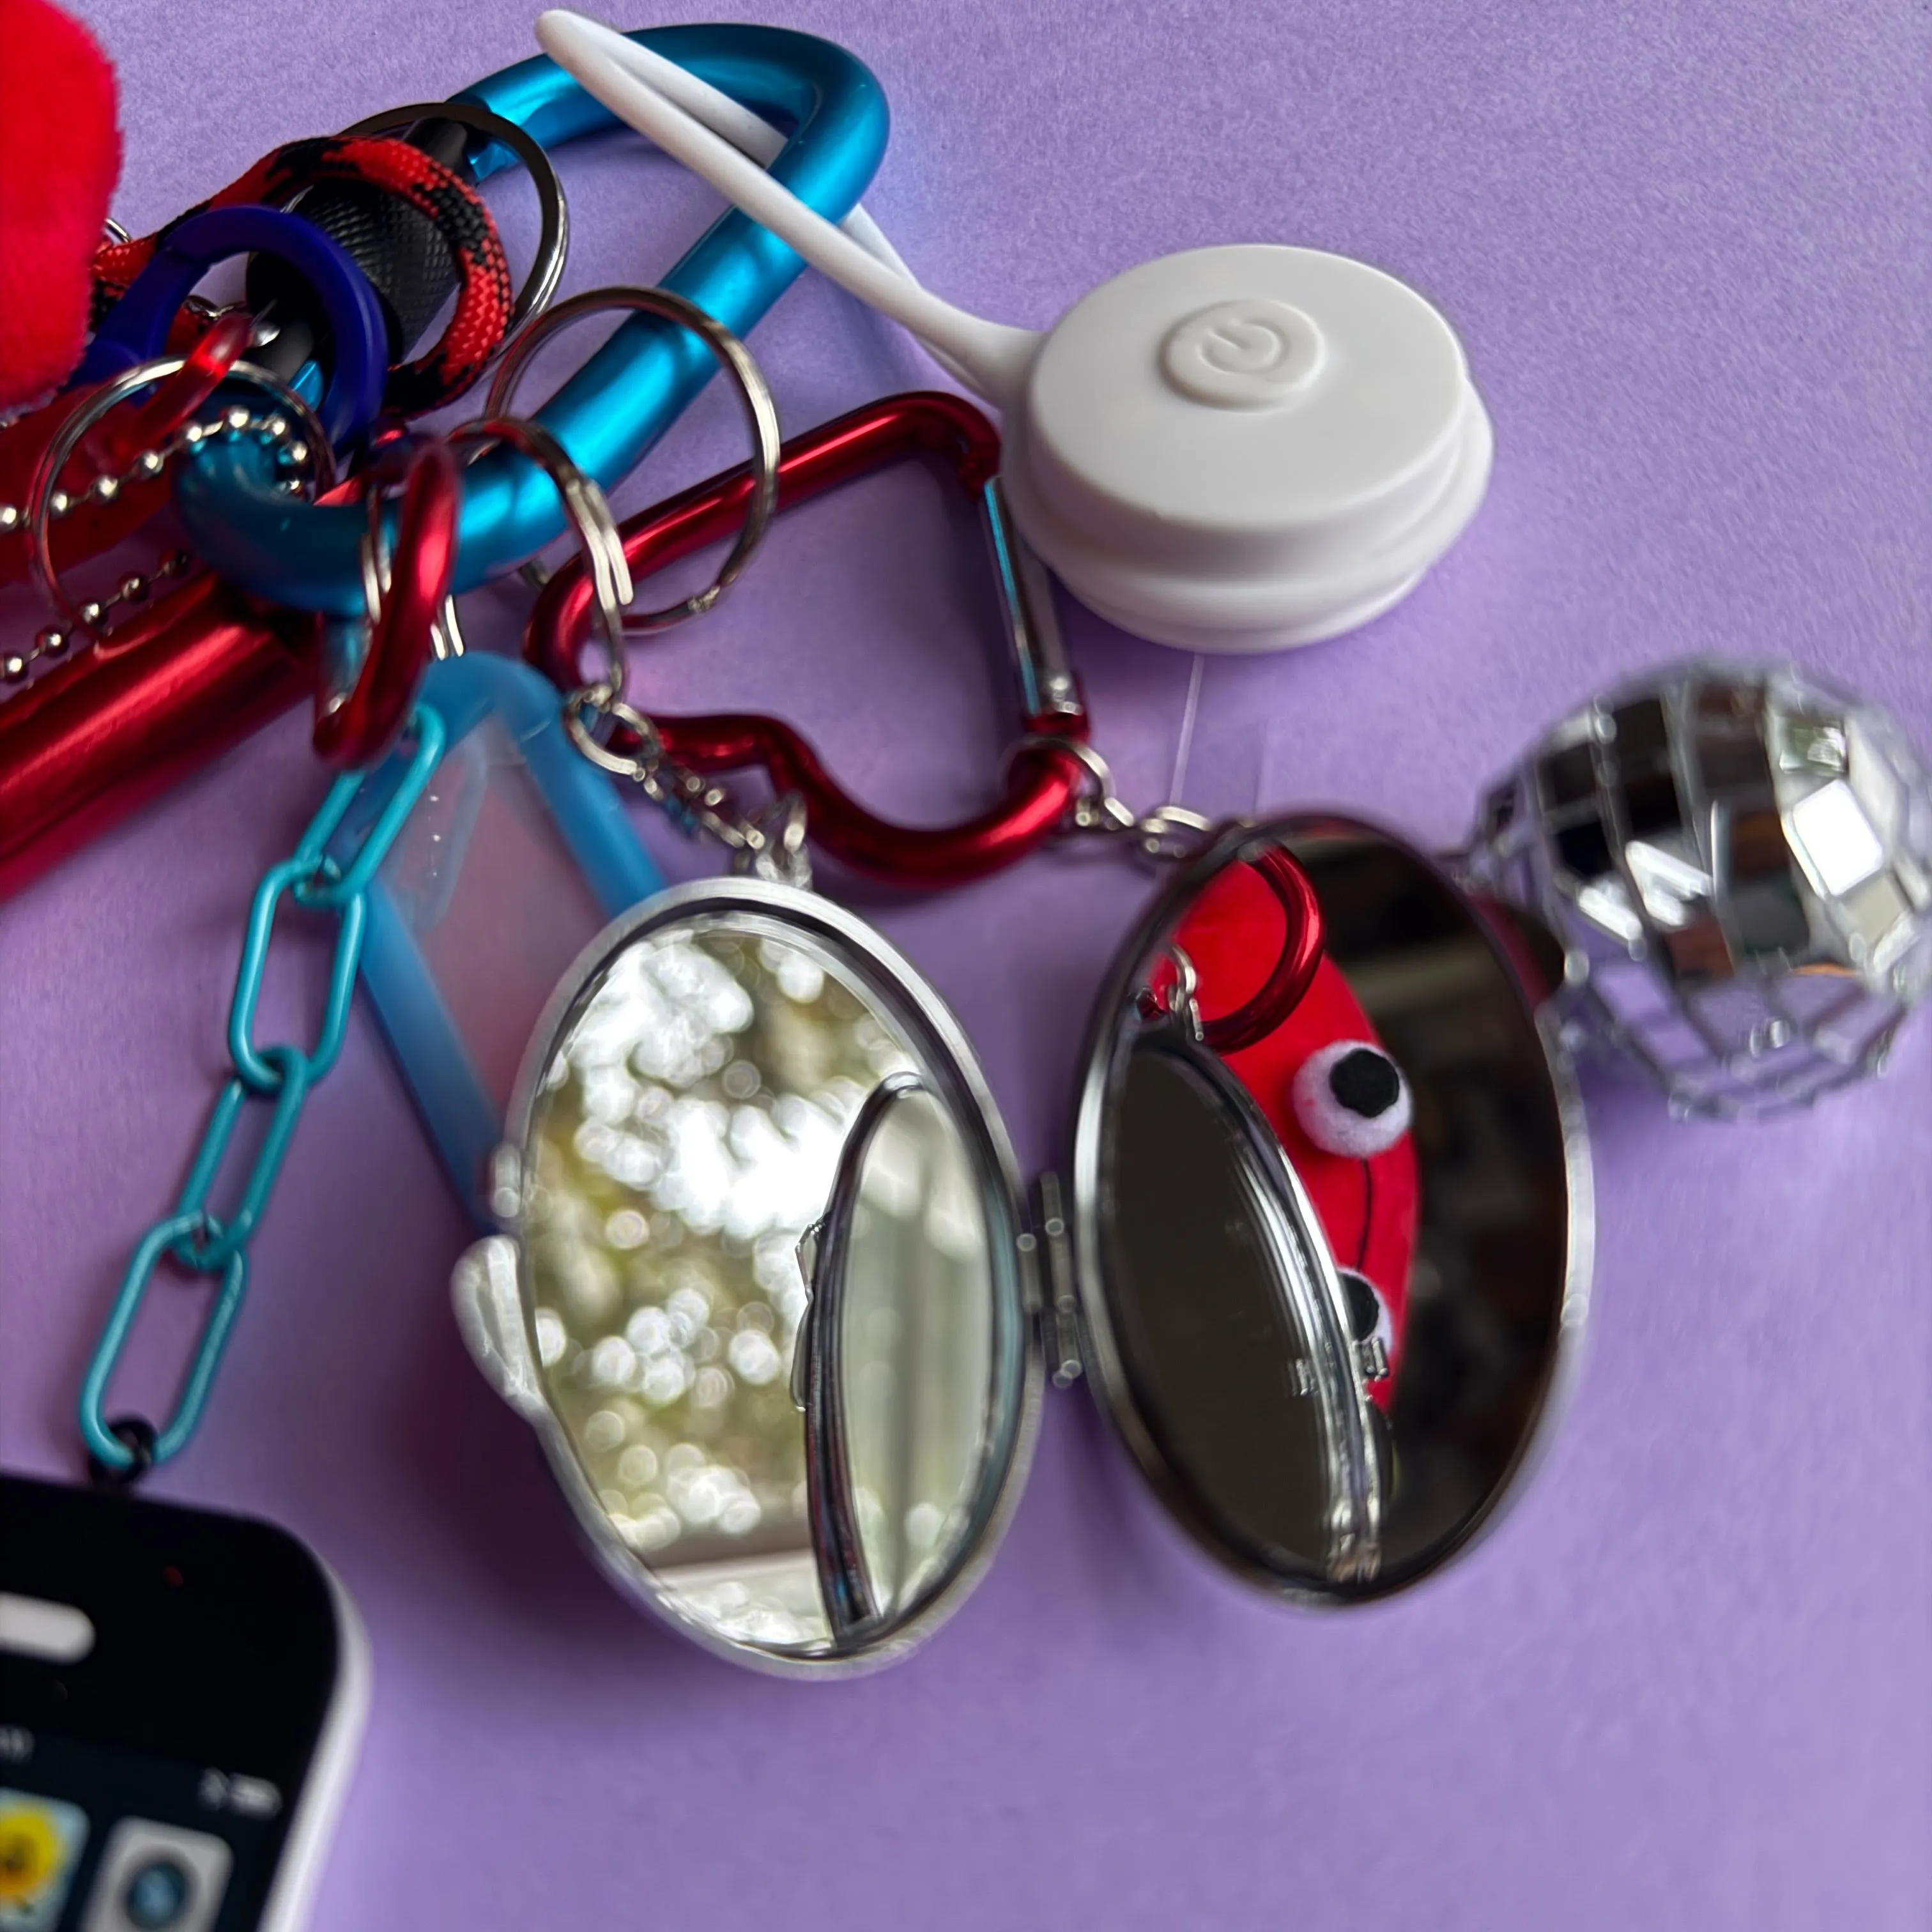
[1338,1270,1394,1383]
[1291,1041,1412,1157]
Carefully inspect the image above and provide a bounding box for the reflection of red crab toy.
[1167,854,1419,1408]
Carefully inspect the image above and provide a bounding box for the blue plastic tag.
[332,654,662,1222]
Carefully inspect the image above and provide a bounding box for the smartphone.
[0,1477,368,1932]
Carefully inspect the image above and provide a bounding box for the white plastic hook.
[537,10,1493,653]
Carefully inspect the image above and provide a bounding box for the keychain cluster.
[2,27,1114,1482]
[3,13,1929,1673]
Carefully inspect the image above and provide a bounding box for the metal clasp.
[981,475,1079,725]
[524,391,1097,887]
[1031,1172,1084,1388]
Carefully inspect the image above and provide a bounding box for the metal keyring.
[26,355,334,635]
[362,470,464,663]
[447,413,634,691]
[334,100,571,339]
[482,286,781,643]
[1002,732,1136,833]
[316,438,461,768]
[564,687,664,778]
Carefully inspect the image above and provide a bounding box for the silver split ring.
[26,354,332,637]
[482,284,782,647]
[448,413,633,694]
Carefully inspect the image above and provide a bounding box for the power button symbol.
[1161,298,1325,409]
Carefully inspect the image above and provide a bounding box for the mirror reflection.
[519,915,1005,1660]
[1089,818,1583,1599]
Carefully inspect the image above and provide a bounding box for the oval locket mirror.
[457,880,1038,1675]
[1073,815,1590,1599]
[460,818,1590,1671]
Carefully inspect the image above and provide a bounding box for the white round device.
[535,12,1493,654]
[1004,247,1491,649]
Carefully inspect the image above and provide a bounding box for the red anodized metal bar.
[0,431,450,896]
[0,571,316,899]
[525,390,1091,887]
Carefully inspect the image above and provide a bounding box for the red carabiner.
[312,437,458,769]
[0,571,316,898]
[525,391,1092,887]
[1145,841,1327,1050]
[1196,845,1326,1054]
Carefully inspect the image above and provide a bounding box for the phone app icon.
[81,1820,230,1932]
[0,1790,89,1932]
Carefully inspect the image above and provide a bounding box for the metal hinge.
[1025,1171,1084,1387]
[486,1144,523,1224]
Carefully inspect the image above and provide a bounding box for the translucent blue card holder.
[332,654,662,1223]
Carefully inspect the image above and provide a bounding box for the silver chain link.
[2,405,310,687]
[1003,732,1216,861]
[2,548,199,685]
[0,399,309,537]
[564,685,814,888]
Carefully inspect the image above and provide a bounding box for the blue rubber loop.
[74,205,390,445]
[173,26,891,614]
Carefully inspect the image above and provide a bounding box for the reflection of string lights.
[526,928,912,1644]
[523,923,996,1657]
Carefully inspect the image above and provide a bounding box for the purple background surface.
[6,1,1931,1926]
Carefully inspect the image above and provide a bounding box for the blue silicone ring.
[173,25,890,615]
[74,205,390,445]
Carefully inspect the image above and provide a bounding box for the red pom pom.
[0,0,121,410]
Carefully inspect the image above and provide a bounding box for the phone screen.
[1,1729,283,1932]
[0,1479,356,1932]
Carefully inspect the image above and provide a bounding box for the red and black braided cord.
[92,135,513,415]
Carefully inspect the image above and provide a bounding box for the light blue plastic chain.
[79,709,448,1475]
[173,25,890,615]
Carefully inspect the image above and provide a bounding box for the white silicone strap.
[592,34,905,276]
[594,32,974,388]
[535,12,1042,404]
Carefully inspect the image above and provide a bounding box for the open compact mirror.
[456,817,1590,1673]
[1074,815,1590,1600]
[454,882,1039,1673]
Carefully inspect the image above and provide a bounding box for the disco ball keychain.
[1468,661,1932,1116]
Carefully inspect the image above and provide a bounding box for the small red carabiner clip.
[525,391,1092,887]
[1147,841,1327,1052]
[312,435,459,769]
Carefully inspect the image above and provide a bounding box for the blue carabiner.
[73,205,390,446]
[172,25,890,615]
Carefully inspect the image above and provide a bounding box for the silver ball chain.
[1,406,309,687]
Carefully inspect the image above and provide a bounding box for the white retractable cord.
[539,11,1493,653]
